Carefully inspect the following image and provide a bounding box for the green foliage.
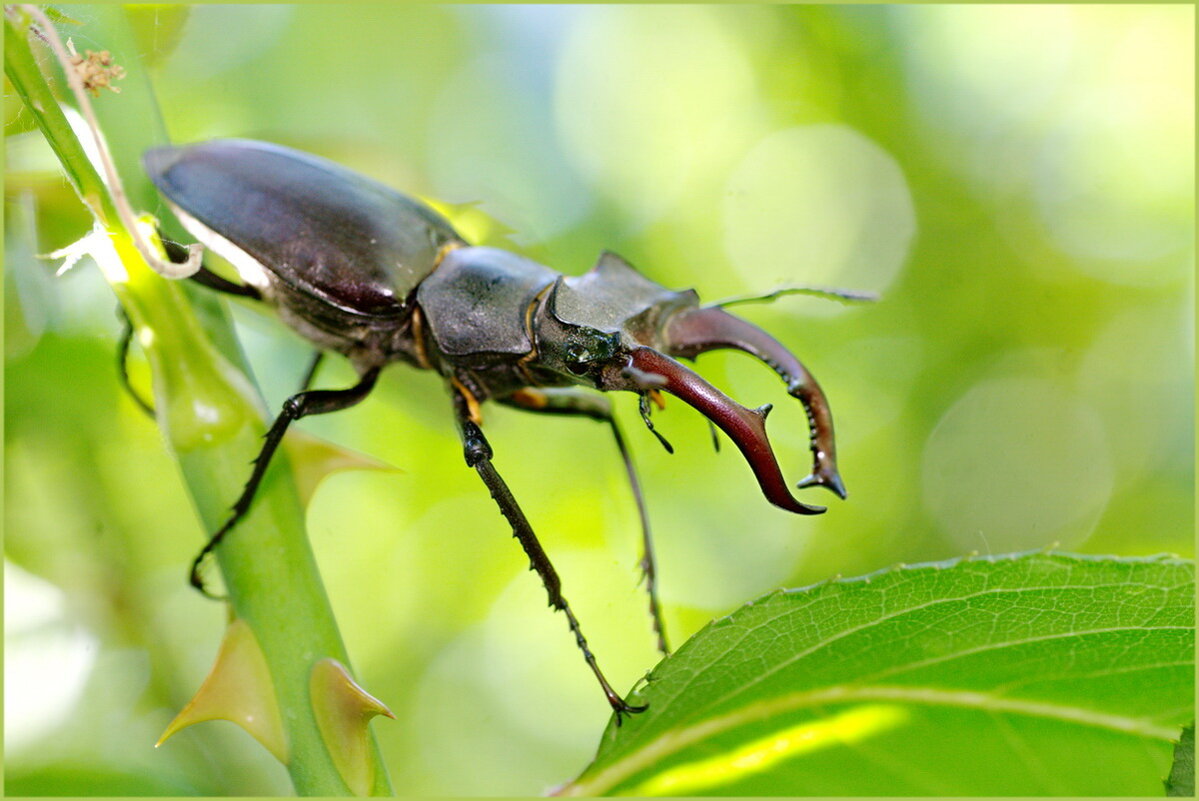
[5,4,1192,796]
[1167,724,1195,796]
[4,6,388,794]
[565,553,1193,796]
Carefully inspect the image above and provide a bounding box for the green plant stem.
[4,6,115,223]
[5,6,392,795]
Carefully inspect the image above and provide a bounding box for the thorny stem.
[5,6,392,794]
[18,3,202,279]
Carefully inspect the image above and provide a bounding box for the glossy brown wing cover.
[144,139,462,317]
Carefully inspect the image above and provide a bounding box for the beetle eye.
[564,343,592,375]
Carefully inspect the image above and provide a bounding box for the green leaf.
[562,552,1194,796]
[1167,723,1194,796]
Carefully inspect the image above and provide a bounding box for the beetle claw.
[798,469,847,500]
[612,699,649,726]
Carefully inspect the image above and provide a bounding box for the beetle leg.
[501,388,669,656]
[664,306,847,499]
[188,264,263,300]
[298,351,325,392]
[162,237,262,300]
[454,392,648,721]
[161,237,263,301]
[115,305,155,418]
[190,366,381,598]
[119,235,269,423]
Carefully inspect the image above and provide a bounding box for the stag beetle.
[141,139,849,721]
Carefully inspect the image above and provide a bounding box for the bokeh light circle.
[723,124,915,298]
[922,375,1113,552]
[1033,12,1194,282]
[555,6,757,226]
[428,53,591,242]
[1077,303,1193,479]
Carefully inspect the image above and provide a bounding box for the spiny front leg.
[454,389,647,722]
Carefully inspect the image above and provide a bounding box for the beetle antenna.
[639,393,674,454]
[712,285,878,308]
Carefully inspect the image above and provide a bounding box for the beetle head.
[531,251,686,389]
[530,251,840,516]
[532,314,625,387]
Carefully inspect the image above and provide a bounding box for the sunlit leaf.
[562,552,1194,796]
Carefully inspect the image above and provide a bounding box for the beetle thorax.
[412,247,699,399]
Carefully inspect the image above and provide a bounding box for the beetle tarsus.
[115,236,266,421]
[612,697,649,727]
[189,548,226,600]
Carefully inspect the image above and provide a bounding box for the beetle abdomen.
[417,246,557,358]
[144,139,462,317]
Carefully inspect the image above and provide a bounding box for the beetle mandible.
[141,138,848,721]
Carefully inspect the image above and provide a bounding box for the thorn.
[156,619,287,763]
[283,430,398,509]
[310,659,394,796]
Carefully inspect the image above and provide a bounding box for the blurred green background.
[5,4,1193,796]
